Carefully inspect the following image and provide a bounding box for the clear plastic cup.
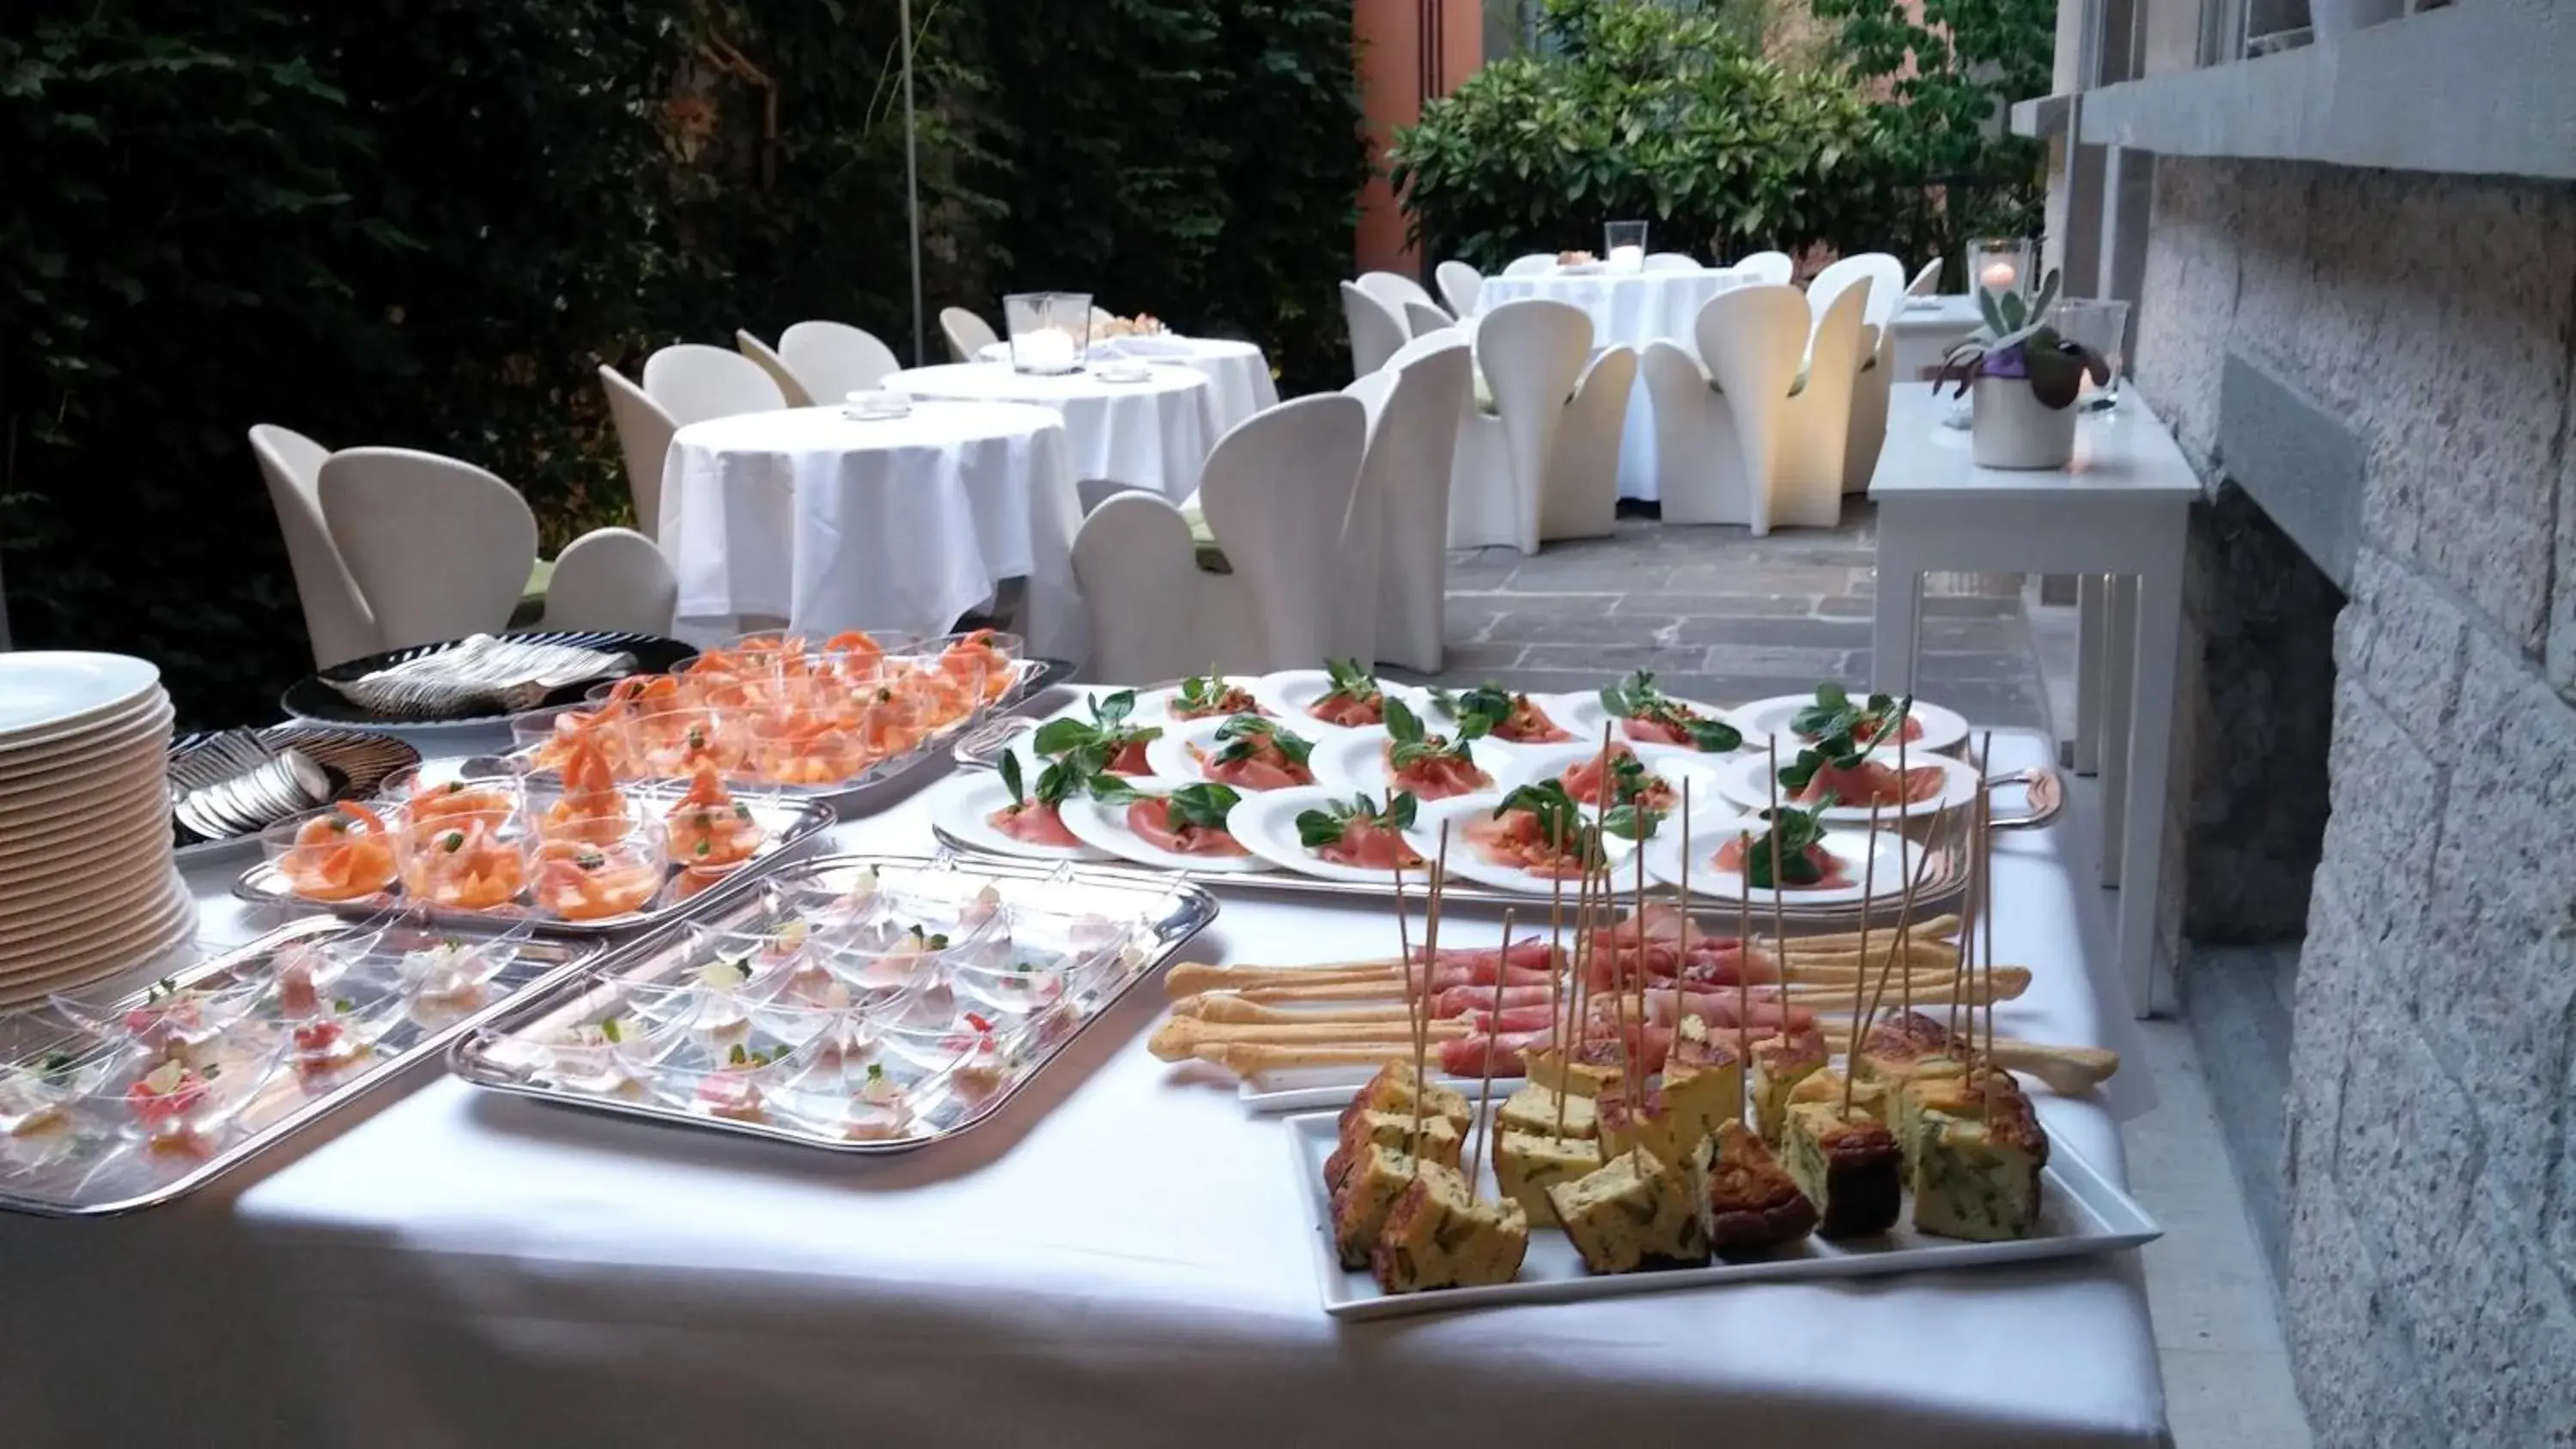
[532,825,667,922]
[398,809,532,912]
[262,803,403,903]
[626,703,746,781]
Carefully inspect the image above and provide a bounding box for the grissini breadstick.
[1186,1034,2116,1094]
[1149,1016,1472,1060]
[1163,962,1401,996]
[1191,1041,1413,1072]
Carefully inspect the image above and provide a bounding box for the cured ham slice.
[1170,682,1261,719]
[1317,818,1423,870]
[1102,736,1155,776]
[1189,742,1312,791]
[1850,711,1924,746]
[1795,758,1941,808]
[1487,694,1572,743]
[1309,691,1384,728]
[1714,835,1854,889]
[1408,937,1558,972]
[988,800,1083,848]
[1387,746,1491,802]
[1127,797,1248,856]
[1463,807,1589,878]
[1594,991,1817,1034]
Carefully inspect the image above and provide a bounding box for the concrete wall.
[2133,155,2576,1444]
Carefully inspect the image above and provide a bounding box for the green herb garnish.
[1160,783,1242,833]
[1597,670,1744,753]
[1320,658,1381,707]
[1295,791,1418,850]
[1212,713,1312,768]
[1741,804,1833,888]
[1777,686,1911,797]
[1491,782,1608,862]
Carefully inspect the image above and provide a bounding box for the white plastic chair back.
[1435,260,1484,318]
[733,330,815,408]
[1809,252,1905,334]
[641,343,786,428]
[1367,343,1471,672]
[1452,298,1589,554]
[1340,281,1408,379]
[1199,394,1369,672]
[1735,251,1795,285]
[1500,253,1554,278]
[1775,278,1869,529]
[1401,299,1454,340]
[251,425,380,668]
[780,320,904,399]
[317,448,538,651]
[543,527,677,634]
[1689,285,1809,534]
[1540,344,1636,543]
[598,366,677,542]
[1330,370,1405,664]
[1643,252,1700,273]
[1905,258,1943,297]
[1073,496,1240,681]
[1636,339,1743,525]
[940,307,999,363]
[1387,329,1470,372]
[1358,270,1440,317]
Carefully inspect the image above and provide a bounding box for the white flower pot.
[1970,377,2079,470]
[2312,0,2406,39]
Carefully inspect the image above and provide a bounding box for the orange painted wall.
[1352,0,1483,277]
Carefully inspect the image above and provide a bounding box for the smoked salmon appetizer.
[1468,784,1603,879]
[988,754,1084,848]
[1718,804,1852,889]
[750,706,871,785]
[399,812,530,911]
[274,802,399,901]
[535,835,665,919]
[1380,699,1492,801]
[1125,784,1249,857]
[402,772,518,822]
[1189,715,1315,791]
[1436,683,1572,744]
[667,764,766,870]
[1030,692,1160,777]
[1789,682,1922,747]
[1791,756,1941,809]
[542,741,636,844]
[1597,670,1743,753]
[629,705,745,779]
[1169,673,1263,720]
[1306,658,1390,728]
[1294,791,1425,870]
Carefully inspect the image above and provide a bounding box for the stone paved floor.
[1394,505,2053,731]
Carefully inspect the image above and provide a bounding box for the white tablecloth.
[890,361,1220,501]
[658,401,1086,661]
[0,723,2166,1448]
[979,336,1278,436]
[1479,268,1751,502]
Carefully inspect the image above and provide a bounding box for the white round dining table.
[977,336,1278,436]
[889,361,1219,500]
[657,400,1088,661]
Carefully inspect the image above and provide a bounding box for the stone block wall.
[2133,156,2576,1445]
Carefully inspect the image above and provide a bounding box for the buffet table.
[0,715,2166,1447]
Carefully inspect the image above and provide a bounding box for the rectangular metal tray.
[232,787,838,937]
[0,917,602,1217]
[1285,1106,2159,1320]
[447,852,1218,1154]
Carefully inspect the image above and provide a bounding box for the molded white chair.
[251,425,380,668]
[1358,270,1441,318]
[780,320,903,399]
[940,306,999,363]
[1450,298,1590,555]
[1643,252,1701,272]
[1775,277,1870,528]
[317,449,538,651]
[598,366,677,541]
[733,330,815,407]
[1735,251,1795,285]
[1809,253,1908,494]
[1401,299,1454,339]
[543,527,677,634]
[1501,253,1555,278]
[1435,260,1484,318]
[1906,258,1943,298]
[1329,370,1403,664]
[1640,284,1809,532]
[1072,395,1367,681]
[1539,345,1636,543]
[1367,343,1471,673]
[1340,281,1408,379]
[641,343,786,427]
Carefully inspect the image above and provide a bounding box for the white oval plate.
[1250,670,1436,736]
[1552,688,1750,755]
[1056,777,1273,874]
[1729,692,1971,759]
[1402,791,1636,897]
[1307,731,1509,800]
[1493,741,1729,815]
[1142,714,1323,791]
[1639,810,1917,907]
[927,773,1112,863]
[1226,785,1432,885]
[1708,750,1984,824]
[1126,676,1271,725]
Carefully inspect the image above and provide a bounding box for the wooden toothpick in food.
[1980,730,1999,1072]
[1735,828,1754,1104]
[1897,716,1911,1018]
[1856,796,1946,1053]
[1468,906,1516,1184]
[1841,800,1881,1120]
[1766,738,1791,997]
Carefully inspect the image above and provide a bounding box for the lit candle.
[1608,244,1645,273]
[1980,260,2018,292]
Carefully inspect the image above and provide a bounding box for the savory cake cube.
[1497,1081,1599,1140]
[1328,1144,1467,1270]
[1911,1073,2050,1243]
[1491,1130,1604,1225]
[1370,1170,1531,1292]
[1346,1061,1472,1135]
[1324,1109,1463,1192]
[1597,1086,1704,1171]
[1748,1030,1830,1146]
[1787,1065,1890,1123]
[1547,1144,1710,1272]
[1855,1009,1959,1071]
[1661,1054,1744,1138]
[1522,1038,1625,1100]
[1702,1120,1820,1257]
[1780,1100,1905,1240]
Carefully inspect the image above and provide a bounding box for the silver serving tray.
[0,917,601,1217]
[231,788,837,937]
[1285,1106,2159,1320]
[448,852,1218,1154]
[170,724,422,862]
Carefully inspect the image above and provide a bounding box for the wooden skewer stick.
[1978,731,1998,1126]
[1735,828,1753,1106]
[1854,795,1950,1050]
[1467,906,1516,1186]
[1392,850,1424,1167]
[1189,1035,2118,1094]
[1841,799,1881,1120]
[1897,714,1912,1021]
[1554,846,1591,1141]
[1765,740,1790,1001]
[1631,818,1650,1123]
[1753,912,1964,953]
[1545,857,1566,1115]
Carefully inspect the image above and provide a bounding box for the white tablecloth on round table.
[890,361,1220,501]
[658,400,1086,660]
[978,336,1278,435]
[0,720,2167,1449]
[1479,268,1752,500]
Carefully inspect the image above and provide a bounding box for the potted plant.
[1936,270,2111,470]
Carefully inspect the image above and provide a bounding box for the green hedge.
[0,0,1362,726]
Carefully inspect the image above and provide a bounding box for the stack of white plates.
[0,653,196,1004]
